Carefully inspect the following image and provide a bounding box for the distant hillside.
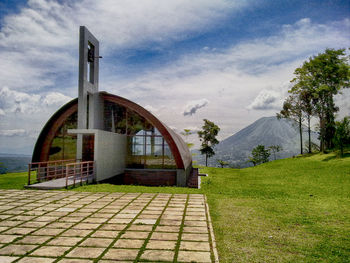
[193,116,319,167]
[0,154,31,174]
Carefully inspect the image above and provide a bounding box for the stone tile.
[46,222,74,229]
[155,225,180,232]
[16,235,52,244]
[32,228,65,236]
[137,214,160,219]
[128,224,153,231]
[33,216,58,222]
[103,248,139,260]
[114,239,144,249]
[58,217,81,223]
[56,207,76,212]
[120,231,149,239]
[185,215,206,221]
[184,220,208,227]
[91,230,119,238]
[65,247,105,259]
[159,219,182,226]
[90,213,114,218]
[71,223,100,230]
[79,237,113,247]
[17,257,55,263]
[0,256,18,263]
[114,213,137,219]
[58,259,93,263]
[177,250,212,262]
[150,232,178,241]
[47,237,82,246]
[180,241,210,251]
[11,215,35,221]
[4,228,36,235]
[0,244,37,255]
[31,246,70,257]
[183,226,209,233]
[0,221,23,227]
[140,249,174,262]
[146,240,176,250]
[100,224,127,231]
[161,215,183,220]
[182,233,209,242]
[0,235,21,243]
[133,219,157,225]
[20,221,49,228]
[60,229,92,237]
[109,218,133,224]
[82,217,107,224]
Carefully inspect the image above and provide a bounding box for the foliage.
[181,128,194,149]
[198,119,220,166]
[217,159,229,168]
[290,48,350,152]
[268,145,282,160]
[277,93,304,154]
[333,117,350,157]
[249,145,270,166]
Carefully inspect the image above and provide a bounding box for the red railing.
[65,161,95,188]
[28,159,76,185]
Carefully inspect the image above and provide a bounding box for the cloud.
[0,87,72,114]
[247,89,282,110]
[0,129,27,137]
[183,99,209,116]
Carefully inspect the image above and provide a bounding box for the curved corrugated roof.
[32,92,192,170]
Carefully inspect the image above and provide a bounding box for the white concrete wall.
[94,130,126,181]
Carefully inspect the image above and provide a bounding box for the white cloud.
[0,87,72,114]
[247,89,282,110]
[183,99,209,116]
[0,129,27,137]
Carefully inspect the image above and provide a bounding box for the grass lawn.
[0,151,349,262]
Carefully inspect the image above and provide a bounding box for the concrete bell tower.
[76,26,102,160]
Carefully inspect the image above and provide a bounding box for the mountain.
[193,116,319,168]
[0,153,32,174]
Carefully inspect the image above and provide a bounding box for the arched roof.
[32,92,192,170]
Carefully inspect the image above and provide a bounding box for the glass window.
[49,112,77,161]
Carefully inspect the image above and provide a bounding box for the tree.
[198,119,220,167]
[333,117,350,157]
[249,145,270,166]
[217,159,229,168]
[181,129,194,149]
[268,145,282,160]
[290,48,350,152]
[277,93,304,155]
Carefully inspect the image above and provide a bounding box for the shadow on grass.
[322,152,350,161]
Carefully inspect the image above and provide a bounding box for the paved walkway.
[0,189,218,263]
[25,177,92,190]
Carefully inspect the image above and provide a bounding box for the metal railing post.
[27,164,31,185]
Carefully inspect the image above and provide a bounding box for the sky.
[0,0,349,155]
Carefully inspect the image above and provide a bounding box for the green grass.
[0,151,349,262]
[0,171,28,189]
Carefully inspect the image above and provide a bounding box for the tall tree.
[290,48,350,152]
[268,145,282,160]
[249,145,270,166]
[277,93,304,155]
[333,117,350,157]
[198,119,220,167]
